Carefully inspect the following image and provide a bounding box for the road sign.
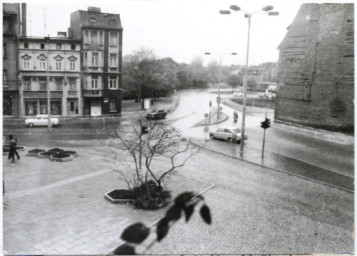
[203,126,209,133]
[204,113,208,118]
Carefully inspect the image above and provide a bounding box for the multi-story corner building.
[69,6,123,116]
[18,33,82,116]
[3,3,26,116]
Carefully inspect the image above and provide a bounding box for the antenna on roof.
[43,8,46,37]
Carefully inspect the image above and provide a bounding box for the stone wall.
[275,3,354,133]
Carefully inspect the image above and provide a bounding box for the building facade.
[275,3,354,132]
[3,3,26,116]
[69,7,123,116]
[18,34,82,116]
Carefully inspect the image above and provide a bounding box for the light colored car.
[25,114,59,128]
[209,126,248,143]
[233,92,244,97]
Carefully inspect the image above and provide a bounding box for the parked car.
[233,92,244,97]
[209,126,248,143]
[146,108,167,120]
[25,115,59,128]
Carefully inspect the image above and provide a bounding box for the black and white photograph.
[1,0,355,254]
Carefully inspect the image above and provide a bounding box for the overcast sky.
[20,0,354,66]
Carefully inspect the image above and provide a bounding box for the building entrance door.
[91,100,101,116]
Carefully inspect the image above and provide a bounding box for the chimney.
[21,3,27,36]
[88,7,101,13]
[57,32,67,38]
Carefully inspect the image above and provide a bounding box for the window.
[24,42,29,48]
[84,30,89,44]
[3,70,7,84]
[91,78,98,89]
[109,78,117,89]
[91,31,98,44]
[24,60,30,70]
[109,32,118,46]
[40,61,46,70]
[3,43,6,58]
[56,61,62,70]
[109,54,117,67]
[99,31,104,45]
[40,101,47,114]
[25,101,38,115]
[69,80,76,90]
[109,99,116,112]
[24,81,31,90]
[40,43,45,49]
[39,80,46,90]
[70,61,75,71]
[56,44,61,50]
[56,80,62,90]
[71,44,75,50]
[85,79,88,89]
[91,52,98,66]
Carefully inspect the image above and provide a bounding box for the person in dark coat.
[8,135,20,162]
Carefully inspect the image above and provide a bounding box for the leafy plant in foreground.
[112,191,212,255]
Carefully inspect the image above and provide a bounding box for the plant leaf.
[183,204,195,222]
[113,244,136,255]
[156,217,170,242]
[199,204,212,224]
[174,192,195,207]
[165,204,182,221]
[120,222,150,244]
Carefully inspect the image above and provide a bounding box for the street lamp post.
[219,5,278,154]
[45,36,51,131]
[204,52,237,119]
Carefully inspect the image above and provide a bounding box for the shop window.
[40,101,47,114]
[51,101,61,115]
[25,101,38,115]
[109,99,116,112]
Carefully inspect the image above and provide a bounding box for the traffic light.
[260,118,271,129]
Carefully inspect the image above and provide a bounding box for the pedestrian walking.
[233,110,238,123]
[8,135,20,163]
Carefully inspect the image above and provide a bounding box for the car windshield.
[231,128,240,133]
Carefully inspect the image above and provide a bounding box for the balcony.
[83,90,102,97]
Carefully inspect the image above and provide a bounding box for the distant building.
[275,3,354,133]
[18,34,81,116]
[3,3,26,116]
[69,6,123,116]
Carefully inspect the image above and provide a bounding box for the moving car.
[146,108,167,120]
[209,126,248,143]
[233,92,244,97]
[25,114,59,128]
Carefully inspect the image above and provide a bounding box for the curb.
[190,139,353,194]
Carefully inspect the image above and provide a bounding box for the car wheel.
[227,137,232,143]
[236,140,241,144]
[28,123,34,128]
[210,134,215,139]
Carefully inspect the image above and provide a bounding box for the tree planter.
[104,189,136,204]
[38,151,58,158]
[62,151,78,157]
[27,149,46,156]
[50,152,74,162]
